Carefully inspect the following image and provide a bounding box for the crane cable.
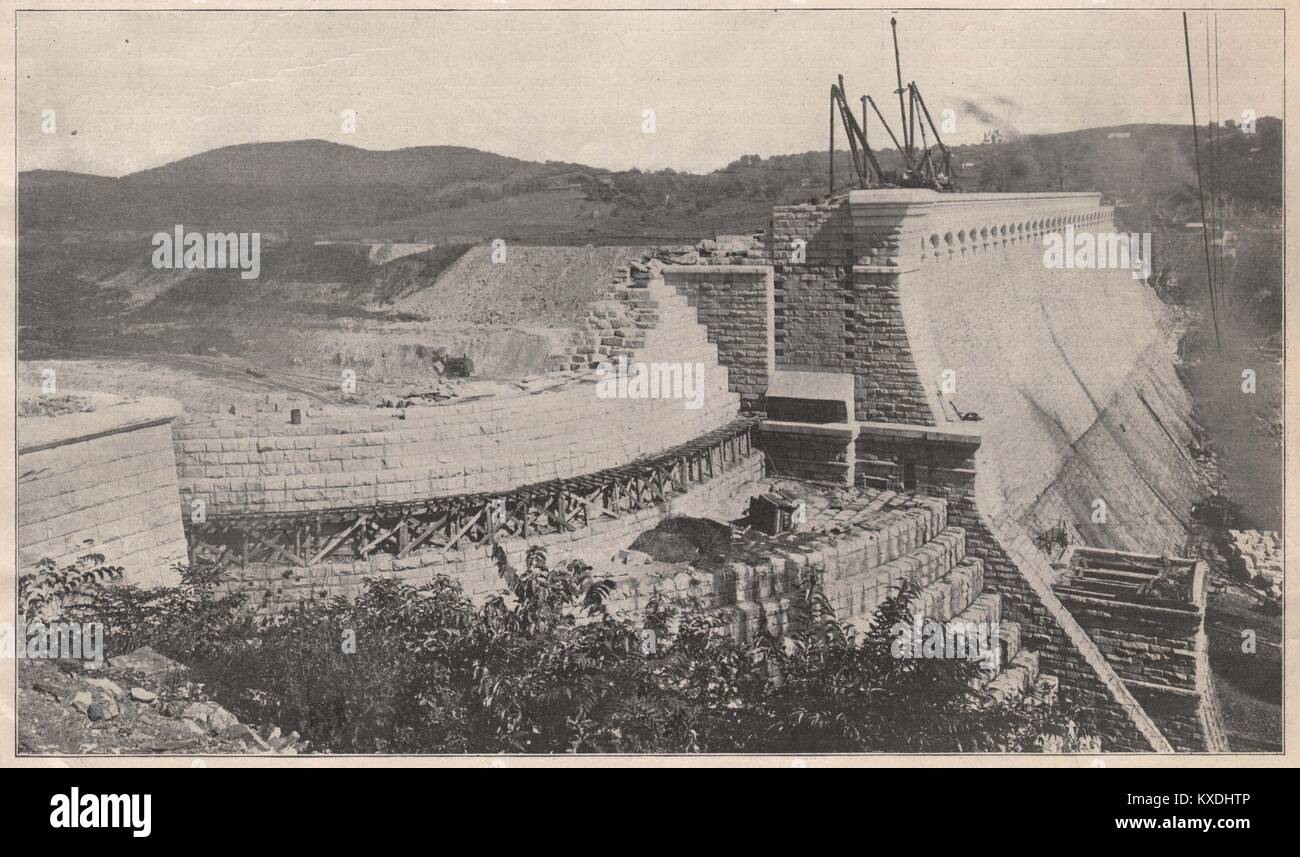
[1206,15,1227,325]
[1183,11,1223,348]
[1206,15,1226,327]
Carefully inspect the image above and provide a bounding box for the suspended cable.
[1201,20,1222,329]
[1183,11,1223,347]
[1206,16,1227,325]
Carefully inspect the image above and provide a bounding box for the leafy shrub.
[19,554,124,624]
[19,547,1095,753]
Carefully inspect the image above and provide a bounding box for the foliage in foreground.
[21,548,1096,754]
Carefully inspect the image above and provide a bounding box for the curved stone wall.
[175,279,744,516]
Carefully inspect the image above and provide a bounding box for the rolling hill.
[16,119,1283,368]
[20,119,1282,244]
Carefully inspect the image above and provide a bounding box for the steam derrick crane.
[829,75,885,190]
[827,16,956,194]
[906,81,954,190]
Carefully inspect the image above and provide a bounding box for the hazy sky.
[17,7,1285,177]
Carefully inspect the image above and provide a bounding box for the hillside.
[17,120,1283,378]
[19,120,1281,242]
[18,140,595,237]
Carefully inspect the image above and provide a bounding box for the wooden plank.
[398,513,451,558]
[439,508,485,557]
[252,533,308,567]
[360,516,408,557]
[310,514,370,565]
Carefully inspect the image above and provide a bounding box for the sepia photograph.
[1,0,1291,781]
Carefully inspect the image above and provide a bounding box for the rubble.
[17,647,307,756]
[1225,529,1282,597]
[630,234,766,277]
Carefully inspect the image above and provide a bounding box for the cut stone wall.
[951,496,1171,751]
[765,201,937,424]
[597,487,951,645]
[660,265,774,409]
[1060,592,1204,751]
[18,398,187,587]
[769,264,934,424]
[759,420,857,485]
[1053,551,1224,751]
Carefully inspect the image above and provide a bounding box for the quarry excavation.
[10,7,1285,768]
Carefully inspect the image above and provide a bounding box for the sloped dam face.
[756,189,1201,558]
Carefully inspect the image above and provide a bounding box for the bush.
[20,547,1095,753]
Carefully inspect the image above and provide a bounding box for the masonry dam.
[18,190,1224,752]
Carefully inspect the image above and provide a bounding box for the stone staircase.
[703,487,1056,706]
[548,273,722,373]
[631,280,724,368]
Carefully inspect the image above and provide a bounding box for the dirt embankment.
[397,244,646,325]
[17,236,650,408]
[20,239,653,410]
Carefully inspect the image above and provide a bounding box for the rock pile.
[625,235,766,284]
[1226,529,1282,597]
[17,646,305,756]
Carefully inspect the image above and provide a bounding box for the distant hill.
[19,119,1281,242]
[125,140,534,188]
[18,140,598,238]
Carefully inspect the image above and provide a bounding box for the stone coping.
[856,419,982,446]
[846,189,1103,206]
[766,370,855,404]
[18,397,184,455]
[760,420,859,439]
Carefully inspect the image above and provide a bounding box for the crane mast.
[827,16,956,194]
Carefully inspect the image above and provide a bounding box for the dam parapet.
[768,190,1112,270]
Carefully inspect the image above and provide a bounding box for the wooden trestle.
[185,416,759,569]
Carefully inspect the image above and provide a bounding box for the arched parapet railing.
[850,190,1114,266]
